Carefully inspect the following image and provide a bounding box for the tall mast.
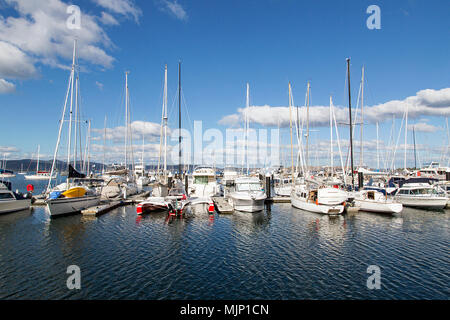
[404,104,409,170]
[125,71,129,171]
[86,119,91,175]
[305,81,310,171]
[289,82,294,182]
[246,83,250,174]
[66,39,76,170]
[329,96,333,175]
[376,122,380,169]
[178,61,182,176]
[347,58,355,189]
[164,65,168,173]
[360,66,364,167]
[413,125,417,169]
[103,115,106,173]
[37,145,40,173]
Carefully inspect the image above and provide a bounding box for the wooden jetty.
[81,201,123,217]
[267,196,291,203]
[211,196,234,214]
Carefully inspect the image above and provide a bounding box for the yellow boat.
[62,187,86,198]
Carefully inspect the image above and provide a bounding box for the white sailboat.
[45,40,100,217]
[24,145,56,180]
[290,82,347,215]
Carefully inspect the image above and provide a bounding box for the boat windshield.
[194,176,208,185]
[236,183,262,192]
[410,188,438,195]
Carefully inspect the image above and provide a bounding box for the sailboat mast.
[246,83,250,175]
[164,65,168,173]
[329,96,333,175]
[404,104,409,170]
[306,81,310,171]
[289,82,294,182]
[413,125,417,169]
[360,66,364,167]
[67,39,76,170]
[125,71,129,171]
[347,58,355,189]
[103,115,106,173]
[37,145,40,173]
[376,122,380,169]
[178,61,182,176]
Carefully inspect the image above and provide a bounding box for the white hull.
[0,198,31,214]
[228,196,265,212]
[291,196,344,215]
[46,195,100,217]
[394,196,447,209]
[355,199,403,214]
[274,185,291,197]
[24,175,55,180]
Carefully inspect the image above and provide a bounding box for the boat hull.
[0,199,31,214]
[228,197,265,212]
[46,195,100,217]
[291,196,344,215]
[394,196,448,210]
[355,199,403,214]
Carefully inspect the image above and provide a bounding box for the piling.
[358,171,364,190]
[185,174,189,194]
[446,168,450,181]
[265,174,271,199]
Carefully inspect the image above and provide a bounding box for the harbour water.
[0,176,449,299]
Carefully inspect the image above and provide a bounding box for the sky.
[0,0,449,169]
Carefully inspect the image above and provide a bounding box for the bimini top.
[0,169,14,174]
[192,166,215,176]
[400,177,438,187]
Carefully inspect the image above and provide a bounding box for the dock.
[81,201,123,217]
[211,196,234,214]
[267,197,291,203]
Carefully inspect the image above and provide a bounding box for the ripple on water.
[0,200,448,299]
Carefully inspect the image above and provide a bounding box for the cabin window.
[0,192,14,199]
[194,176,209,185]
[399,189,409,195]
[368,191,375,200]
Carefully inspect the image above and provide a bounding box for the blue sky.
[0,0,449,168]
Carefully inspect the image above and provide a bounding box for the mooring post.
[446,168,450,181]
[168,176,173,189]
[358,170,364,191]
[185,174,189,194]
[265,173,271,199]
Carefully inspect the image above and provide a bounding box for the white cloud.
[99,11,119,26]
[0,78,15,94]
[159,0,188,21]
[219,88,450,128]
[0,0,116,74]
[0,145,20,157]
[93,0,142,23]
[408,122,442,133]
[95,81,104,90]
[0,41,37,79]
[92,120,169,143]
